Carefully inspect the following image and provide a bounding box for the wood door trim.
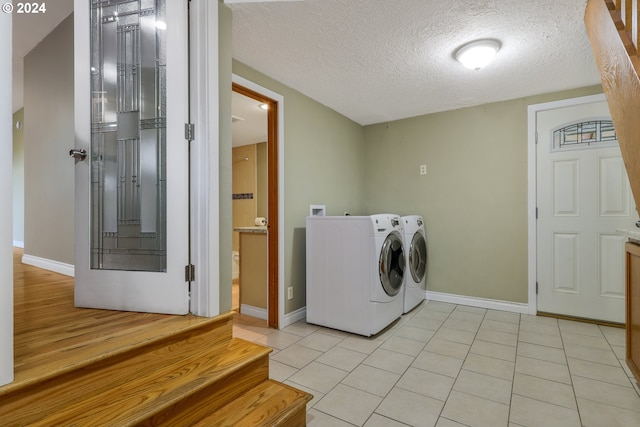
[232,83,279,328]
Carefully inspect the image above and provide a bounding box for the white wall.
[0,10,14,387]
[23,14,74,265]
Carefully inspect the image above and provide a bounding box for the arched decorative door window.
[552,120,617,152]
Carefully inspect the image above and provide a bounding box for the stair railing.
[585,0,640,211]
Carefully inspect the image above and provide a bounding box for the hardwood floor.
[11,247,214,393]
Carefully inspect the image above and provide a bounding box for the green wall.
[363,85,604,303]
[232,60,366,314]
[232,56,604,311]
[219,2,233,313]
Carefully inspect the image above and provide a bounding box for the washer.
[306,214,405,336]
[401,215,427,313]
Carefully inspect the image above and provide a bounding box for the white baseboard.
[281,306,306,329]
[425,290,529,314]
[21,254,75,277]
[240,304,268,320]
[13,241,24,248]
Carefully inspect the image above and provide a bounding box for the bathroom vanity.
[234,227,268,317]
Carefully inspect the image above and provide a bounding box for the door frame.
[527,93,608,316]
[232,75,284,329]
[0,10,13,387]
[188,0,221,317]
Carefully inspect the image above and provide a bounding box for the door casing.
[232,75,285,329]
[527,93,621,317]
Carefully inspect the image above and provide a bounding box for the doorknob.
[69,149,87,161]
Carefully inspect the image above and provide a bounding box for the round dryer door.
[409,232,427,286]
[379,231,405,296]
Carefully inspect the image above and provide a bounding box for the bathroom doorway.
[232,82,280,328]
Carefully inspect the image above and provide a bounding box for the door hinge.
[185,123,195,141]
[185,264,195,282]
[536,207,538,219]
[536,282,539,294]
[535,131,538,144]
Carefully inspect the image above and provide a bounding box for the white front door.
[536,97,635,323]
[73,0,190,314]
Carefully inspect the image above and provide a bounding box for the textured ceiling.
[228,0,602,125]
[11,0,601,126]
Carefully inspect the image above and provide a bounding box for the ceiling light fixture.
[454,39,501,71]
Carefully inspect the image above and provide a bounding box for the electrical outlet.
[287,287,294,300]
[419,164,427,175]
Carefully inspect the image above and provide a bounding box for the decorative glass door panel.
[91,0,167,272]
[75,0,188,314]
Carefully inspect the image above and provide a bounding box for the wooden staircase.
[2,249,312,426]
[0,312,311,426]
[585,0,640,385]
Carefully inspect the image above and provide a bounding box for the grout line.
[507,311,522,425]
[233,305,640,425]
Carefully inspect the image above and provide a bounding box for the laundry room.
[232,60,604,323]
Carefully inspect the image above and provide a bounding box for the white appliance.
[401,215,427,313]
[306,214,406,336]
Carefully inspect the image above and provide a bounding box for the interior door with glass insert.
[73,0,189,314]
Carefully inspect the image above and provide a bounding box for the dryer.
[401,215,427,313]
[306,214,405,336]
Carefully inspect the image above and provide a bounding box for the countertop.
[616,228,640,244]
[234,226,267,234]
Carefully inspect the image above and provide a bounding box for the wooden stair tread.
[8,248,313,426]
[195,379,313,427]
[1,337,271,426]
[6,311,234,396]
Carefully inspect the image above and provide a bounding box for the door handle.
[69,149,87,161]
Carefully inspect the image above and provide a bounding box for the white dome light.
[455,40,501,70]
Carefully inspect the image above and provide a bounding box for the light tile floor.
[232,301,640,427]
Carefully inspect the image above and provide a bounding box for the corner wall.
[363,85,604,304]
[232,60,366,314]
